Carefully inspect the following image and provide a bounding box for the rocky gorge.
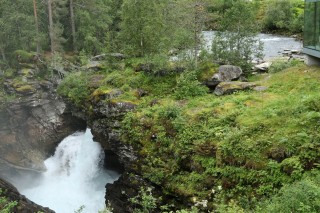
[0,62,156,212]
[1,33,319,213]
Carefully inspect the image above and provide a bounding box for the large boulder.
[213,65,243,82]
[206,65,242,89]
[214,81,256,96]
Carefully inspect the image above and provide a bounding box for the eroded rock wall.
[0,68,86,174]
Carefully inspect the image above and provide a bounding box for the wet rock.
[214,82,256,96]
[90,100,137,168]
[106,173,160,213]
[0,80,86,173]
[0,178,54,213]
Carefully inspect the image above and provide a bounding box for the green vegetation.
[258,171,320,213]
[58,54,320,211]
[121,63,320,211]
[269,59,301,73]
[0,0,304,67]
[211,1,263,73]
[0,189,17,213]
[262,0,304,34]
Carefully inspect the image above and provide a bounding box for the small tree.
[211,0,263,75]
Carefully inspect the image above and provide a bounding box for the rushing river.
[202,31,303,59]
[16,129,119,213]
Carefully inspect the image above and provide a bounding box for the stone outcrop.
[105,173,158,213]
[0,68,86,174]
[0,178,54,213]
[71,89,151,212]
[86,90,137,171]
[214,81,257,96]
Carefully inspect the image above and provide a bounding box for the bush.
[57,72,91,107]
[269,59,301,73]
[211,0,263,74]
[174,71,208,100]
[257,172,320,213]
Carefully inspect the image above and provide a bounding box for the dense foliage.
[0,0,304,67]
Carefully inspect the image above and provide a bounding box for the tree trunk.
[69,0,77,51]
[33,0,40,54]
[48,0,55,52]
[0,47,6,61]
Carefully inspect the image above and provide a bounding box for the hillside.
[57,60,320,212]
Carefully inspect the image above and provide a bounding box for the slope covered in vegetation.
[58,60,320,212]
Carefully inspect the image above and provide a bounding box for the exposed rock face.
[87,90,137,171]
[0,69,86,174]
[214,81,256,96]
[0,178,54,213]
[71,89,147,212]
[105,173,156,213]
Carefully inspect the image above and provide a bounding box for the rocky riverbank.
[0,178,54,213]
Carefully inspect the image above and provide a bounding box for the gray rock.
[253,86,268,92]
[214,81,256,96]
[91,53,126,61]
[85,60,104,70]
[255,62,272,72]
[0,80,86,173]
[212,65,243,82]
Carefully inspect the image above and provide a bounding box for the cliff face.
[0,67,86,175]
[81,91,156,213]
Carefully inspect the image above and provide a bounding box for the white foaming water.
[18,129,119,213]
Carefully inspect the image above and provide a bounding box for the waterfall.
[17,129,119,213]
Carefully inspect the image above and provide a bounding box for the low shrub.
[269,59,301,73]
[174,71,208,100]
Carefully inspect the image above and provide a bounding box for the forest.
[0,0,304,66]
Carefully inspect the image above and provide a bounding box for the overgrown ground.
[58,61,320,212]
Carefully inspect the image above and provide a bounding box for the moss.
[15,85,35,93]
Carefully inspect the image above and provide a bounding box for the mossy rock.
[15,85,36,94]
[18,69,35,78]
[14,50,37,64]
[214,81,256,96]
